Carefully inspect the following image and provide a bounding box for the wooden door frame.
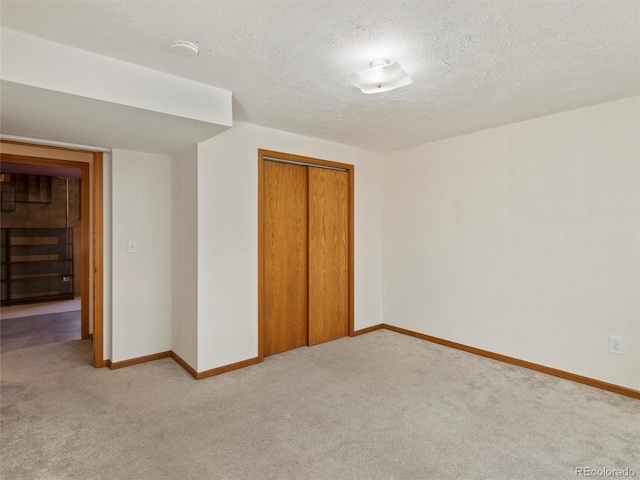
[1,142,104,368]
[257,149,354,362]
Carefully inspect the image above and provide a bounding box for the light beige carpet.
[1,329,638,479]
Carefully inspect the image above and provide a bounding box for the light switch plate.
[127,240,138,254]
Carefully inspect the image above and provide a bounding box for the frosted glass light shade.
[347,61,413,94]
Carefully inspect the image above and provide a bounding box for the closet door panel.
[263,161,308,356]
[308,167,348,345]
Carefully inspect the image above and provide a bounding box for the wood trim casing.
[258,149,355,359]
[170,352,198,379]
[352,324,384,336]
[257,152,265,361]
[379,324,640,400]
[0,140,98,155]
[92,152,104,368]
[195,357,261,380]
[109,351,172,370]
[111,351,260,381]
[348,164,355,337]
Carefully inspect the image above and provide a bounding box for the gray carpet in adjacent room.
[0,310,81,353]
[1,329,638,479]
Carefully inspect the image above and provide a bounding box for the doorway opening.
[0,141,104,367]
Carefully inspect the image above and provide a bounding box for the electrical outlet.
[608,336,624,355]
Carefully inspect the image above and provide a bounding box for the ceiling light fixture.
[347,58,413,94]
[170,41,199,58]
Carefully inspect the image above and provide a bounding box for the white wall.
[171,146,199,369]
[383,97,640,389]
[196,121,384,372]
[111,149,173,362]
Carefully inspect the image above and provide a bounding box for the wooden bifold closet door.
[263,159,349,356]
[308,167,348,346]
[263,161,308,356]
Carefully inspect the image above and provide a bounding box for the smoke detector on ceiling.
[170,41,199,58]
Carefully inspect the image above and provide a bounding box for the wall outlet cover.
[608,335,624,355]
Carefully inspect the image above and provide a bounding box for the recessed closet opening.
[258,149,354,360]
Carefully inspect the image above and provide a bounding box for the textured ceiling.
[1,0,639,153]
